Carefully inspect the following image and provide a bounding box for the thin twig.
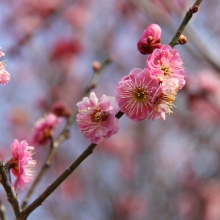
[129,0,220,71]
[22,143,97,218]
[169,0,203,48]
[21,57,113,209]
[22,110,124,218]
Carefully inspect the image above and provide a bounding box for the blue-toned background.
[0,0,220,219]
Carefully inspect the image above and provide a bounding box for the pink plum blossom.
[0,48,10,85]
[31,113,61,145]
[147,44,185,89]
[137,24,162,54]
[149,78,179,120]
[10,139,36,190]
[0,48,5,57]
[76,92,119,144]
[0,62,10,84]
[115,68,159,121]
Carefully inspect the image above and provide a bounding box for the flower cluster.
[77,24,185,143]
[116,25,185,121]
[10,139,36,190]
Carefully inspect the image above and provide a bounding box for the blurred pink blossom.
[149,78,179,120]
[10,139,36,190]
[0,48,10,84]
[64,3,89,29]
[202,181,220,220]
[31,113,61,145]
[137,24,162,54]
[147,45,185,89]
[76,92,119,144]
[0,63,10,85]
[115,192,148,219]
[197,69,220,95]
[50,38,82,62]
[115,68,158,121]
[0,48,5,57]
[189,95,220,124]
[52,101,71,118]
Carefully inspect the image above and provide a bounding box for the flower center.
[133,87,147,102]
[92,108,109,122]
[161,65,170,76]
[154,91,177,114]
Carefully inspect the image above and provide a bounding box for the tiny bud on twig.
[178,35,187,45]
[92,61,101,72]
[189,5,199,13]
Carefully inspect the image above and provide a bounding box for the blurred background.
[0,0,220,219]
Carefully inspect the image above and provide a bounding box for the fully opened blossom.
[149,78,179,120]
[77,92,119,144]
[147,44,185,89]
[115,68,159,121]
[10,139,36,190]
[31,113,61,145]
[137,24,162,55]
[0,48,10,85]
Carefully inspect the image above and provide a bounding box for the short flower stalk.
[8,140,36,190]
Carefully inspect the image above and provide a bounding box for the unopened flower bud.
[137,24,162,55]
[92,61,101,72]
[178,35,187,45]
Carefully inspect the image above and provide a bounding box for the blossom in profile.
[76,92,119,144]
[0,48,10,85]
[10,139,36,190]
[115,68,159,121]
[147,44,185,89]
[31,113,61,145]
[149,78,179,120]
[137,24,162,55]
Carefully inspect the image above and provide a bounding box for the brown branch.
[22,110,124,218]
[0,162,22,219]
[21,57,113,209]
[22,143,97,218]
